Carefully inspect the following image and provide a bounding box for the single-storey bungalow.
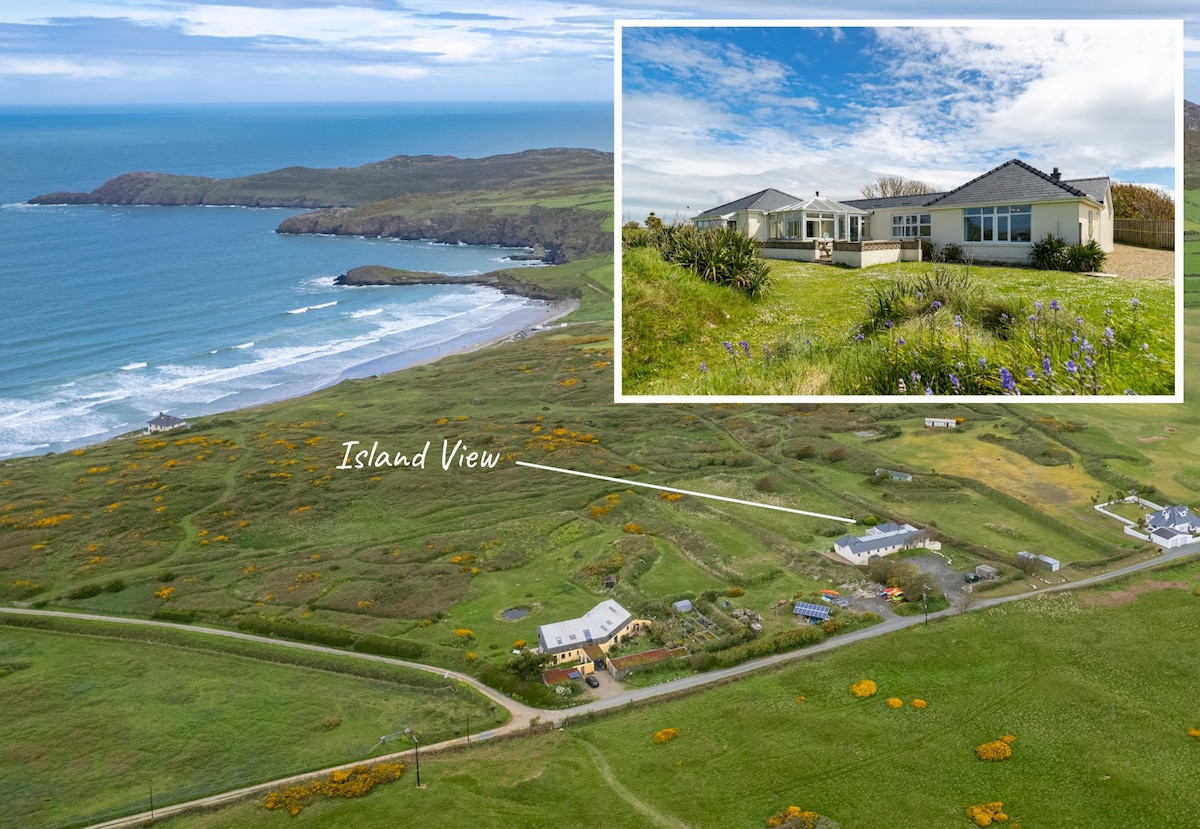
[692,159,1113,268]
[1145,505,1200,547]
[875,468,913,482]
[536,600,648,668]
[147,412,189,433]
[832,521,932,566]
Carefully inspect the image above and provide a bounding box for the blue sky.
[0,3,1196,107]
[620,22,1183,222]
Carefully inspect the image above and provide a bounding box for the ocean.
[0,102,613,459]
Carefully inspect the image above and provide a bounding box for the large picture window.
[892,213,931,238]
[963,205,1031,243]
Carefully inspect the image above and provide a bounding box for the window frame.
[963,204,1031,244]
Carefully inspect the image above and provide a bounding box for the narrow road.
[4,539,1196,828]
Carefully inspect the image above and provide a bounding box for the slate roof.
[537,600,632,655]
[793,601,831,621]
[693,187,802,219]
[148,413,187,429]
[1063,176,1110,204]
[842,192,946,210]
[834,523,923,557]
[1150,526,1185,540]
[925,159,1105,208]
[1145,505,1200,532]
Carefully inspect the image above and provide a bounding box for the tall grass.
[624,253,1173,397]
[624,223,772,298]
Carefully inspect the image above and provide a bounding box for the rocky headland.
[30,148,614,262]
[335,265,579,302]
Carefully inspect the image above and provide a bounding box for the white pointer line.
[515,461,856,524]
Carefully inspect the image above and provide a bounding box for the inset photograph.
[617,21,1181,400]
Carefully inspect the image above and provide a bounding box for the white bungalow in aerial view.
[832,521,936,566]
[691,159,1113,268]
[1145,505,1200,548]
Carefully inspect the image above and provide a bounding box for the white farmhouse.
[832,521,932,566]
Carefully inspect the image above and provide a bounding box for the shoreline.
[333,298,579,380]
[0,297,580,462]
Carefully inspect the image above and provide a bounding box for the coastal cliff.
[30,148,614,261]
[281,205,607,263]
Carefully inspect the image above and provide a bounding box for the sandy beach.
[13,295,582,460]
[335,297,580,380]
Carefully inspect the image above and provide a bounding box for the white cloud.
[624,29,794,98]
[341,64,431,80]
[0,56,127,79]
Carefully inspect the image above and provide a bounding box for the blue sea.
[0,103,613,458]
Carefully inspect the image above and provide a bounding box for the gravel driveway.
[1099,243,1174,281]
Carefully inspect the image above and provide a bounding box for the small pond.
[501,607,530,620]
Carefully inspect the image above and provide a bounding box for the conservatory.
[767,195,869,244]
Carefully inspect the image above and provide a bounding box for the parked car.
[585,675,600,688]
[965,573,981,583]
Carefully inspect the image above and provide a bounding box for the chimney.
[815,190,820,197]
[1051,167,1061,182]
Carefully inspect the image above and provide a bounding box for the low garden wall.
[760,239,821,262]
[832,240,904,268]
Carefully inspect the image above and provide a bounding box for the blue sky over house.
[0,3,1194,107]
[620,22,1181,223]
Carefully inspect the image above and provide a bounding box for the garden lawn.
[162,562,1200,828]
[621,250,1174,396]
[0,625,498,828]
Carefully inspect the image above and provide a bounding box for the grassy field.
[621,245,1175,396]
[2,226,1200,825]
[0,620,503,828]
[159,562,1200,828]
[2,308,1197,696]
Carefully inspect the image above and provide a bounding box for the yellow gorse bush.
[850,679,878,698]
[912,698,928,709]
[653,727,679,744]
[975,739,1014,761]
[886,697,903,709]
[765,805,820,828]
[965,801,1009,826]
[263,762,404,816]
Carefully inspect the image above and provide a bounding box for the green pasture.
[4,306,1193,689]
[0,622,501,828]
[162,563,1200,829]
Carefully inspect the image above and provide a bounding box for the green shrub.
[1065,239,1106,272]
[939,243,964,263]
[638,224,772,298]
[1027,233,1068,270]
[353,634,426,660]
